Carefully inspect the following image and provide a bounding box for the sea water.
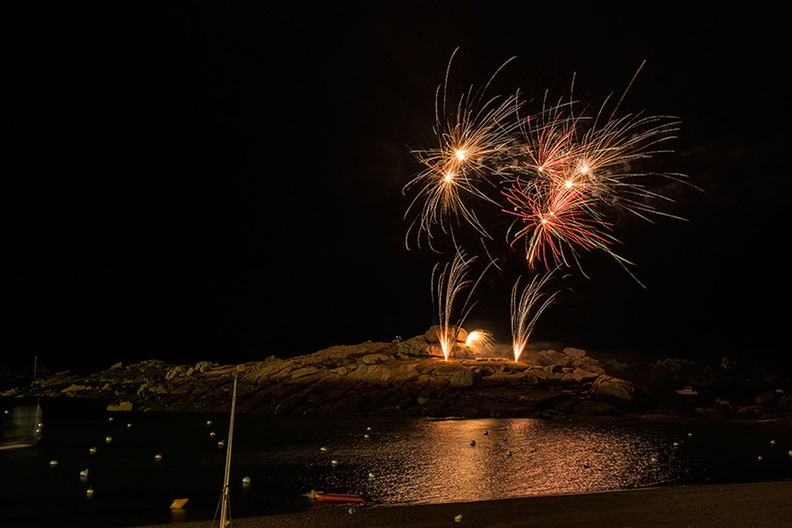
[1,399,790,527]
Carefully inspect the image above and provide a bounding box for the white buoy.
[242,476,251,486]
[483,431,489,436]
[788,450,792,458]
[688,433,693,438]
[469,440,476,446]
[651,457,658,464]
[368,472,376,478]
[206,420,213,426]
[217,440,225,448]
[366,426,372,431]
[363,434,370,439]
[209,431,216,438]
[105,436,113,444]
[79,469,90,479]
[331,459,339,466]
[155,453,163,461]
[770,439,776,447]
[757,456,763,462]
[320,446,328,452]
[49,460,59,467]
[506,451,512,457]
[673,442,680,448]
[89,447,97,455]
[127,423,133,429]
[86,487,94,498]
[108,417,114,422]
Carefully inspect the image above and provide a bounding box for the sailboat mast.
[219,372,238,527]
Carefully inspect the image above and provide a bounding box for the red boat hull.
[314,492,365,503]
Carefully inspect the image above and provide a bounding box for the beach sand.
[133,480,791,528]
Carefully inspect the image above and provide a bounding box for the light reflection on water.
[1,403,791,528]
[273,416,688,506]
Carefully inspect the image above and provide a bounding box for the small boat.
[307,490,365,504]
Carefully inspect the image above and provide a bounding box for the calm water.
[1,399,791,527]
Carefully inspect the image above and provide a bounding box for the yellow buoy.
[170,498,189,509]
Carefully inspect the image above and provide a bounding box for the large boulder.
[425,325,468,344]
[590,375,636,408]
[450,370,479,389]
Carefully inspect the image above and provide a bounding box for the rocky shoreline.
[4,329,791,425]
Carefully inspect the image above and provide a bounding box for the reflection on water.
[292,417,689,506]
[1,402,791,528]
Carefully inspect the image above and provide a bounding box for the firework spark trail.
[510,271,559,363]
[431,250,489,361]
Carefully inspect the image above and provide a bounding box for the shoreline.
[130,480,792,528]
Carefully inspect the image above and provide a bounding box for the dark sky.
[7,3,791,371]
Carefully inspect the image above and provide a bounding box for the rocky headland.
[4,328,791,425]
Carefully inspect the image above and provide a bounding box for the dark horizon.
[6,3,790,373]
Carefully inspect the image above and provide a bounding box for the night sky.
[7,3,791,372]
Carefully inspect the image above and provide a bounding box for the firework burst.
[404,51,524,251]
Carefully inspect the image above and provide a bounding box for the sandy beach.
[132,480,791,528]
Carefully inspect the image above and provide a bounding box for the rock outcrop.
[3,335,790,424]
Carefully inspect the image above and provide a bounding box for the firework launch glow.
[407,52,690,360]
